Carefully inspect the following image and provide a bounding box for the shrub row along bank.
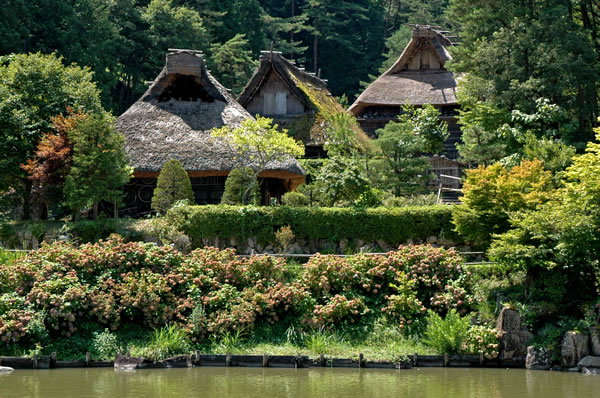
[166,204,461,248]
[0,238,496,359]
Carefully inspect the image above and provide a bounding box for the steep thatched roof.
[349,25,458,115]
[238,51,351,145]
[116,49,304,182]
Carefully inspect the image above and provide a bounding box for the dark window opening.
[158,75,214,102]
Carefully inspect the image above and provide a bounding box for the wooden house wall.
[246,72,305,116]
[406,47,441,71]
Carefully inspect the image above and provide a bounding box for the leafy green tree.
[316,156,371,206]
[448,0,598,144]
[455,101,512,166]
[64,112,132,219]
[221,168,259,205]
[458,98,578,168]
[209,34,257,95]
[143,0,209,71]
[0,52,102,219]
[323,111,371,157]
[489,131,600,319]
[151,159,194,214]
[452,159,554,248]
[211,116,305,205]
[372,105,448,197]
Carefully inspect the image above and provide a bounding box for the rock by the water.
[581,367,600,375]
[114,354,192,370]
[0,366,14,374]
[114,355,146,370]
[578,355,600,369]
[561,331,590,367]
[525,346,551,370]
[496,307,522,332]
[589,327,600,356]
[496,307,532,360]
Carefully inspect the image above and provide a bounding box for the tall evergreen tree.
[64,112,132,219]
[151,159,194,214]
[209,34,257,95]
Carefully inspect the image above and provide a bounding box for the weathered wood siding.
[246,71,305,116]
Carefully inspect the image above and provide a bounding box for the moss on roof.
[238,52,372,150]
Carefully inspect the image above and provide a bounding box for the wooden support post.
[359,353,364,368]
[413,353,418,367]
[33,354,38,369]
[51,352,57,368]
[86,352,91,366]
[443,353,449,367]
[479,353,484,366]
[196,350,201,366]
[319,354,325,367]
[262,353,269,367]
[226,353,232,367]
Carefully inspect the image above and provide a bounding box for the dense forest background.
[0,0,451,114]
[2,0,600,145]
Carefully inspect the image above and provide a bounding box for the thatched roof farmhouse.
[116,49,305,215]
[238,51,349,158]
[349,25,461,160]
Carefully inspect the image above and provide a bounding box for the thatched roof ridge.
[116,50,305,179]
[238,51,349,144]
[238,51,334,111]
[349,25,458,115]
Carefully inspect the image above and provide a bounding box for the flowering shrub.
[0,309,36,343]
[387,246,471,313]
[26,271,89,334]
[302,255,363,297]
[465,324,499,359]
[308,294,367,327]
[0,239,475,348]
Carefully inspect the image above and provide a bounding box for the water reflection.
[0,367,597,398]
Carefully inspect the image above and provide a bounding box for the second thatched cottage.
[116,49,305,215]
[238,50,358,158]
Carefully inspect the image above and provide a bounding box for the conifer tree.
[151,159,194,214]
[64,112,132,219]
[221,168,259,205]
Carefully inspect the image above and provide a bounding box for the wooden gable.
[245,67,306,116]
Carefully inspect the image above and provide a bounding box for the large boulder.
[525,346,551,370]
[578,356,600,369]
[496,307,533,360]
[589,327,600,356]
[561,331,590,367]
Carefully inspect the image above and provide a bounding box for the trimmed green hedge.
[168,205,460,246]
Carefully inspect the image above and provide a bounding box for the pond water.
[0,367,598,398]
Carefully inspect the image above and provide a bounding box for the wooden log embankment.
[0,353,523,370]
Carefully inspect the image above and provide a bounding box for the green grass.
[5,319,437,361]
[130,324,191,360]
[202,321,434,361]
[0,247,27,265]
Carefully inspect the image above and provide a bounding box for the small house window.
[263,92,287,115]
[275,92,287,114]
